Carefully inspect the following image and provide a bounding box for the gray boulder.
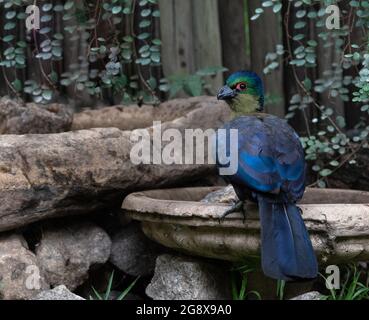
[36,223,111,290]
[109,222,163,276]
[0,96,230,233]
[146,254,231,300]
[32,285,85,300]
[201,185,238,204]
[0,97,72,134]
[290,291,323,300]
[0,234,49,300]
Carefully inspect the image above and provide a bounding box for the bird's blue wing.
[216,115,305,200]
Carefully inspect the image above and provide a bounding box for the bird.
[215,70,318,281]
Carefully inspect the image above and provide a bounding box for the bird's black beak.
[217,85,236,101]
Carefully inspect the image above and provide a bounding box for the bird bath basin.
[122,187,369,264]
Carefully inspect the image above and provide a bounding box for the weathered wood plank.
[191,0,223,92]
[159,0,223,94]
[218,0,249,76]
[248,1,285,118]
[159,0,195,76]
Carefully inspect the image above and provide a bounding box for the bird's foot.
[218,201,246,223]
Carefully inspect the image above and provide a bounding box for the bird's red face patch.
[235,82,247,92]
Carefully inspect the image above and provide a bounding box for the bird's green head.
[217,71,264,115]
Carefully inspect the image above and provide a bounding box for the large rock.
[290,291,323,300]
[0,97,72,134]
[35,223,111,290]
[109,222,164,276]
[0,234,49,300]
[146,254,231,300]
[201,184,238,204]
[31,285,85,300]
[72,99,200,131]
[0,96,229,232]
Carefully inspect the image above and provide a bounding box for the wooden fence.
[0,0,364,134]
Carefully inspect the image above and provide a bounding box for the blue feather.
[258,199,318,281]
[240,152,277,174]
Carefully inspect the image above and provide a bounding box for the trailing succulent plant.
[252,0,369,188]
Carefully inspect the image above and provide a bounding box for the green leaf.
[112,6,122,14]
[53,33,64,40]
[123,35,134,43]
[350,1,360,7]
[151,52,161,63]
[307,40,317,47]
[303,78,312,91]
[184,75,202,97]
[4,47,14,55]
[152,10,160,18]
[4,22,16,30]
[152,39,161,46]
[52,46,63,57]
[306,54,316,64]
[64,1,74,10]
[2,35,14,42]
[6,11,17,19]
[12,79,22,92]
[329,160,339,167]
[294,21,306,29]
[159,83,170,92]
[273,3,282,13]
[122,49,132,60]
[137,33,150,40]
[196,66,228,76]
[42,90,53,101]
[312,165,321,172]
[141,9,152,17]
[296,10,307,18]
[317,180,326,188]
[139,20,151,28]
[15,55,25,65]
[262,1,274,8]
[17,41,27,48]
[42,3,53,12]
[320,169,332,177]
[41,15,53,23]
[49,71,58,83]
[147,77,157,90]
[293,34,305,41]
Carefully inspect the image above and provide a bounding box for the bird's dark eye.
[236,82,247,91]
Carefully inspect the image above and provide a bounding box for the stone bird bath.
[122,186,369,265]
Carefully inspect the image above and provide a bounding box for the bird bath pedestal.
[122,187,369,265]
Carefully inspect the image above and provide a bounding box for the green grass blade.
[104,270,115,300]
[352,287,369,300]
[246,290,262,300]
[319,272,337,300]
[239,274,248,300]
[276,280,285,300]
[92,286,103,300]
[230,272,239,300]
[117,276,140,301]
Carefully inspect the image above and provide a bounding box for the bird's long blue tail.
[258,199,318,281]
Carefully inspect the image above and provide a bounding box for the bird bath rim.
[122,187,369,228]
[122,187,369,263]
